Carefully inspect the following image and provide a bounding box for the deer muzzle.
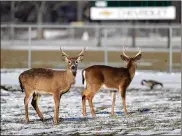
[71,65,77,72]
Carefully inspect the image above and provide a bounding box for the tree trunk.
[37,1,46,40]
[77,1,83,21]
[10,1,15,40]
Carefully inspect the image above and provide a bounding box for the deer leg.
[111,91,116,116]
[24,92,32,123]
[31,93,44,121]
[88,94,95,117]
[119,86,128,116]
[82,93,87,117]
[82,88,90,117]
[53,93,60,125]
[87,85,101,117]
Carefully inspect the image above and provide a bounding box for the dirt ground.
[1,86,181,135]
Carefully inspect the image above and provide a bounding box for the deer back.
[19,68,69,93]
[84,65,131,89]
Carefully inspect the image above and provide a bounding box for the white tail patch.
[83,71,86,88]
[102,84,108,89]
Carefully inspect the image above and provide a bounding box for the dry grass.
[1,49,180,71]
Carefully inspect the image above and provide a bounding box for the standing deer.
[81,47,142,117]
[19,47,85,125]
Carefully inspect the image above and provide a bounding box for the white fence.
[1,23,181,72]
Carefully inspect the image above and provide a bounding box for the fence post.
[96,25,101,47]
[169,27,173,73]
[10,24,14,46]
[132,25,136,47]
[104,29,108,65]
[28,26,32,68]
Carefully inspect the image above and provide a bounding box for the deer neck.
[127,62,136,80]
[65,68,76,84]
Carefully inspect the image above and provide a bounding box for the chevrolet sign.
[90,6,176,20]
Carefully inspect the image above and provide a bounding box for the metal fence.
[1,23,181,72]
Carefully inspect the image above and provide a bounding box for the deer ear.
[134,54,142,61]
[77,55,84,62]
[120,55,129,61]
[62,55,69,62]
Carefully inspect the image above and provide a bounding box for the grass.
[1,49,181,71]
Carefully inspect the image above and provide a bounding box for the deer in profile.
[81,47,142,117]
[19,47,85,125]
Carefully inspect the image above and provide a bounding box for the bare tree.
[35,1,46,39]
[10,1,15,39]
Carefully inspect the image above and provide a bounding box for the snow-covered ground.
[1,69,181,88]
[1,69,181,135]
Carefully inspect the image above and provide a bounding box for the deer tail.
[19,74,24,92]
[82,70,85,85]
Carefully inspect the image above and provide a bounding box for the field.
[1,49,181,71]
[1,69,181,135]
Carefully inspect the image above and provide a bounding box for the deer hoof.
[91,114,96,118]
[53,119,59,125]
[82,112,86,117]
[110,112,115,116]
[25,119,29,124]
[40,118,44,122]
[124,113,129,117]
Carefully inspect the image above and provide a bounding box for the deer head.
[61,47,85,73]
[120,47,142,68]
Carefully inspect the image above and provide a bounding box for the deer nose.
[71,65,76,70]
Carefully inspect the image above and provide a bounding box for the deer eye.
[68,60,71,64]
[75,60,78,64]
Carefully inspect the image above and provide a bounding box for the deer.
[19,47,85,125]
[81,47,142,117]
